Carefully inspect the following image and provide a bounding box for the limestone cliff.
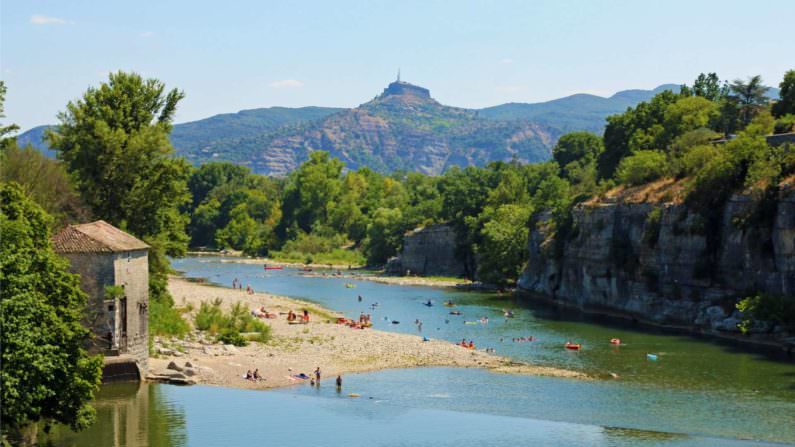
[518,179,795,340]
[389,224,470,277]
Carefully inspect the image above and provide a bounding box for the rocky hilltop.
[219,80,559,176]
[517,179,795,343]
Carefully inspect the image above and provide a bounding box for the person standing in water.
[336,375,342,389]
[314,367,321,385]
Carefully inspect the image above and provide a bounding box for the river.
[44,256,795,446]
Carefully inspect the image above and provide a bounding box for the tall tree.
[771,69,795,118]
[0,81,19,149]
[730,75,770,127]
[46,71,191,255]
[1,183,103,445]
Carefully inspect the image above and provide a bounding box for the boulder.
[167,361,183,372]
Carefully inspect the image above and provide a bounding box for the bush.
[680,144,721,177]
[773,114,795,134]
[194,299,271,346]
[643,208,663,248]
[149,299,190,338]
[736,294,795,333]
[615,150,670,186]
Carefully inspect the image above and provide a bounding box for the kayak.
[264,266,283,270]
[646,353,658,361]
[610,338,621,345]
[345,283,356,288]
[449,311,462,315]
[565,343,582,350]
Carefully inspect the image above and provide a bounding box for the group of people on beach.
[231,278,255,294]
[245,369,264,381]
[287,309,310,323]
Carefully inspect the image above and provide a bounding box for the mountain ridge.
[17,82,724,175]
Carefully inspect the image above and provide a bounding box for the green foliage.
[0,183,103,435]
[476,204,533,285]
[772,69,795,118]
[615,150,669,186]
[552,131,603,176]
[365,207,406,264]
[148,299,190,338]
[194,299,272,346]
[773,114,795,134]
[643,208,663,248]
[736,294,795,333]
[0,142,91,227]
[0,81,20,145]
[729,75,770,127]
[46,71,191,255]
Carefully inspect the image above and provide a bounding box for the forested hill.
[478,84,682,133]
[206,82,560,176]
[26,82,769,176]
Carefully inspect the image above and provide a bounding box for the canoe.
[565,343,582,350]
[646,353,658,361]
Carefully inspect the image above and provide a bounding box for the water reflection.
[41,382,186,447]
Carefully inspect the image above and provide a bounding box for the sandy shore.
[149,277,586,390]
[189,252,472,288]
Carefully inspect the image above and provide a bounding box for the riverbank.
[185,252,472,288]
[517,290,795,358]
[149,277,587,390]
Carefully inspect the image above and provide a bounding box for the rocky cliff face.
[390,224,469,277]
[518,182,795,336]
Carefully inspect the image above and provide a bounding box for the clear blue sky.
[2,0,793,131]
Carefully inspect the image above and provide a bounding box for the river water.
[43,256,795,446]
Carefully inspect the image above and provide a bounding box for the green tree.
[46,71,191,256]
[476,204,533,286]
[0,81,20,149]
[279,151,343,236]
[729,75,770,127]
[1,183,103,444]
[615,150,670,186]
[771,69,795,118]
[0,143,91,228]
[552,132,604,172]
[364,207,405,264]
[681,73,727,101]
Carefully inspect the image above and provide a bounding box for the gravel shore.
[148,276,587,390]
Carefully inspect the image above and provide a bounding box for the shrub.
[736,293,795,333]
[194,299,272,346]
[680,144,721,177]
[615,151,669,186]
[773,114,795,134]
[643,208,663,248]
[149,299,190,338]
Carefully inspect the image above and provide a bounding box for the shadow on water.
[40,382,187,447]
[505,292,794,363]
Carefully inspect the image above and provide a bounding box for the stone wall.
[397,224,468,277]
[518,186,795,339]
[63,250,149,378]
[113,249,149,376]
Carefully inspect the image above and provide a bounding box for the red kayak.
[565,343,582,351]
[264,265,284,270]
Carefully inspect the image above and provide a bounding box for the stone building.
[52,220,149,381]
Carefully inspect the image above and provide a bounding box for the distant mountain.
[171,106,342,165]
[16,125,56,158]
[478,84,682,133]
[18,82,781,176]
[208,81,560,176]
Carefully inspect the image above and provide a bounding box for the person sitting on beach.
[460,338,467,347]
[253,369,262,381]
[303,309,310,323]
[287,310,296,322]
[468,340,475,349]
[246,370,253,380]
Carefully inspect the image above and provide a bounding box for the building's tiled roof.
[52,220,149,253]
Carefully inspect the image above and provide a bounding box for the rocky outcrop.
[392,224,470,277]
[518,184,795,342]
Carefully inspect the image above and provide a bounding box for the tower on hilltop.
[382,71,430,99]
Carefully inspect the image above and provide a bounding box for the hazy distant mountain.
[210,81,559,176]
[19,82,780,175]
[477,84,682,133]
